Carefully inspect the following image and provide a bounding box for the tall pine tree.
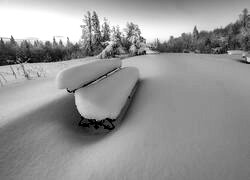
[91,11,102,54]
[101,17,111,42]
[81,11,93,56]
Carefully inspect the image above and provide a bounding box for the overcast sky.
[0,0,249,42]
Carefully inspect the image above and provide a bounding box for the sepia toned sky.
[0,0,250,42]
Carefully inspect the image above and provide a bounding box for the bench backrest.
[56,59,122,91]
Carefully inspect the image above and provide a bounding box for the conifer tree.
[0,38,5,65]
[111,26,122,44]
[10,35,17,47]
[59,39,64,48]
[101,17,111,42]
[193,26,199,40]
[52,37,58,48]
[92,11,102,44]
[0,38,5,49]
[81,11,93,56]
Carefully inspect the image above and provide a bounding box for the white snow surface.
[75,67,139,120]
[55,59,122,91]
[0,57,95,86]
[227,50,244,55]
[1,54,250,180]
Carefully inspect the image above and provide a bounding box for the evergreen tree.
[91,11,103,54]
[111,26,122,44]
[52,37,58,48]
[44,41,53,61]
[59,39,64,48]
[81,11,93,56]
[10,35,17,47]
[101,17,111,42]
[193,26,199,40]
[0,38,6,65]
[17,40,31,62]
[239,8,248,28]
[0,38,5,49]
[192,26,199,50]
[66,37,73,48]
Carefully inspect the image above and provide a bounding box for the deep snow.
[0,57,96,86]
[75,67,139,120]
[0,53,250,180]
[56,59,122,91]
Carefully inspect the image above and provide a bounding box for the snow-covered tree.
[111,26,122,44]
[52,37,58,48]
[10,35,17,47]
[92,11,102,54]
[125,22,146,55]
[97,41,125,59]
[0,38,6,65]
[59,39,64,48]
[193,26,199,40]
[81,11,93,56]
[0,38,5,49]
[239,8,248,28]
[101,18,111,42]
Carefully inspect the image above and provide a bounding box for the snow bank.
[55,59,122,91]
[74,67,139,120]
[227,50,244,55]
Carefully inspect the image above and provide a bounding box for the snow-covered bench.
[55,59,139,131]
[56,59,122,92]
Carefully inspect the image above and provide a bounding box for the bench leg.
[78,117,115,131]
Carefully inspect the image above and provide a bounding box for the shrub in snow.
[129,42,146,56]
[97,41,125,59]
[129,44,138,56]
[137,43,147,55]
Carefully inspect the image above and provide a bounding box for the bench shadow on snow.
[0,81,143,146]
[0,93,104,146]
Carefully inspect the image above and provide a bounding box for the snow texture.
[227,50,244,55]
[75,67,139,120]
[55,59,122,91]
[0,57,95,86]
[1,54,250,180]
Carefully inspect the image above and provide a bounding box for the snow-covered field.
[0,57,96,86]
[0,53,250,180]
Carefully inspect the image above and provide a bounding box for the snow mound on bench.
[55,59,122,91]
[75,67,139,120]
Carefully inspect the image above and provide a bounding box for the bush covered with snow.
[97,41,125,59]
[129,42,146,56]
[129,44,138,56]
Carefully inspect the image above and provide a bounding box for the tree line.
[0,11,146,66]
[0,36,84,66]
[153,8,250,54]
